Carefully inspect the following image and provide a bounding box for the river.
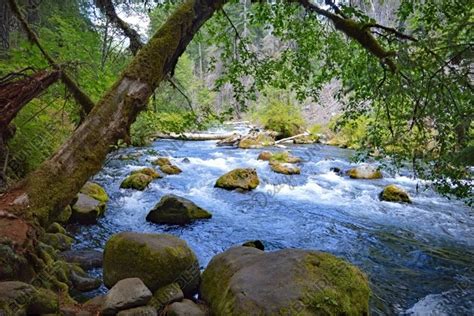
[70,126,474,315]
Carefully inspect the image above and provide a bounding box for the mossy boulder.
[160,164,182,175]
[215,168,260,191]
[257,151,273,161]
[103,232,200,296]
[152,157,171,166]
[348,164,383,179]
[71,193,107,224]
[146,194,212,225]
[0,281,59,315]
[131,168,162,179]
[41,232,74,251]
[147,282,183,310]
[200,247,370,315]
[270,162,301,175]
[80,182,109,203]
[55,205,72,224]
[120,173,153,190]
[47,222,67,235]
[380,184,411,203]
[238,133,275,149]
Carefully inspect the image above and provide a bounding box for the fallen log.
[154,132,240,141]
[275,132,310,144]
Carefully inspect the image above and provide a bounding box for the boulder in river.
[152,157,171,167]
[120,173,153,190]
[270,151,301,164]
[380,184,411,203]
[59,249,103,270]
[257,151,273,161]
[238,132,275,149]
[200,247,370,315]
[217,133,241,147]
[270,162,301,175]
[146,194,212,225]
[101,278,152,315]
[293,134,319,144]
[103,232,200,296]
[117,306,157,316]
[215,168,260,191]
[348,164,383,179]
[242,240,265,251]
[160,164,182,175]
[80,181,109,203]
[131,167,162,179]
[148,282,183,310]
[71,193,107,224]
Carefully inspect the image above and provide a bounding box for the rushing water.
[71,126,474,315]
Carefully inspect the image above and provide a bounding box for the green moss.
[120,173,153,190]
[80,182,109,203]
[270,151,301,164]
[47,222,67,235]
[269,162,301,175]
[160,164,182,175]
[152,157,171,166]
[380,185,411,203]
[215,168,260,191]
[41,233,74,251]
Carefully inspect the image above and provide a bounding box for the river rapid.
[71,126,474,315]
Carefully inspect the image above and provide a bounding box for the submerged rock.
[200,247,370,315]
[181,158,191,163]
[146,195,212,225]
[160,164,182,175]
[270,162,301,175]
[120,173,153,190]
[380,184,411,203]
[59,249,103,270]
[80,181,109,203]
[131,168,162,179]
[348,164,383,179]
[102,278,152,315]
[215,168,259,191]
[242,240,265,251]
[71,193,106,224]
[103,232,200,296]
[166,299,207,316]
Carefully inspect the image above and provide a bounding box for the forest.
[0,0,472,315]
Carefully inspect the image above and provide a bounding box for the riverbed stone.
[270,162,301,175]
[70,270,101,292]
[348,164,383,179]
[148,282,183,311]
[131,168,162,179]
[80,182,109,203]
[166,299,206,316]
[293,134,319,144]
[102,278,152,315]
[47,222,67,235]
[217,134,241,147]
[215,168,259,191]
[117,306,157,316]
[59,249,103,270]
[152,157,171,167]
[257,151,273,161]
[160,164,182,175]
[270,151,301,163]
[380,184,411,203]
[242,240,265,251]
[238,133,275,149]
[71,193,106,224]
[103,232,200,296]
[200,247,370,315]
[0,281,59,315]
[120,173,153,190]
[146,195,212,225]
[41,232,74,251]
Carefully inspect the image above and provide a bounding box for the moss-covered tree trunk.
[2,0,225,225]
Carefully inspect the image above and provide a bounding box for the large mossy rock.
[103,232,200,296]
[160,164,182,175]
[200,247,370,315]
[348,164,383,179]
[0,281,59,315]
[146,194,212,225]
[380,184,411,203]
[80,182,109,203]
[215,168,259,191]
[120,173,153,190]
[71,193,106,224]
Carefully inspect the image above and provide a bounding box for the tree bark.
[3,0,226,225]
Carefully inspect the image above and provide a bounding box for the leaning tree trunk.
[2,0,226,225]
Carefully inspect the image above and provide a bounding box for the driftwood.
[154,132,239,141]
[275,132,310,144]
